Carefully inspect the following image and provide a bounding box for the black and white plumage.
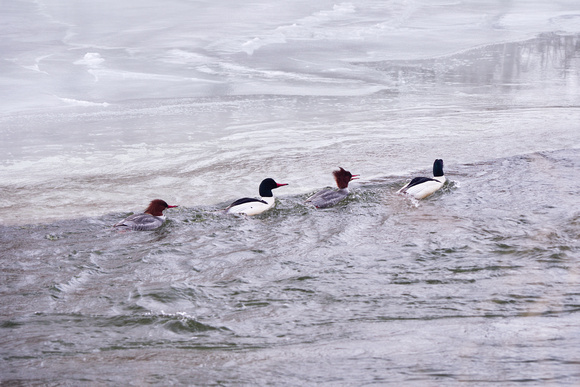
[305,167,359,208]
[398,159,446,200]
[226,178,288,215]
[114,199,178,231]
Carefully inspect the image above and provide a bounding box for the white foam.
[74,52,105,68]
[22,64,48,74]
[57,96,110,107]
[161,49,210,65]
[241,2,357,55]
[87,68,223,83]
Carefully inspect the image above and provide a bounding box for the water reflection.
[361,33,580,91]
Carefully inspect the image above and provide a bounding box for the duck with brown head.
[305,167,359,208]
[114,199,178,231]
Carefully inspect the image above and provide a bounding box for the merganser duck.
[226,178,288,215]
[114,199,178,231]
[305,167,359,208]
[398,159,446,199]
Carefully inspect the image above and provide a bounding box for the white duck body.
[398,159,446,200]
[226,196,275,216]
[305,167,358,208]
[226,178,287,216]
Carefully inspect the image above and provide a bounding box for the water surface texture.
[1,0,580,385]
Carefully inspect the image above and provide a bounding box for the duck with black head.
[114,199,178,231]
[398,159,446,200]
[226,178,288,215]
[305,167,359,208]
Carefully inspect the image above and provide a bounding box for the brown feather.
[144,199,170,216]
[333,167,353,189]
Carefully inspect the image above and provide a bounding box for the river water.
[1,0,580,385]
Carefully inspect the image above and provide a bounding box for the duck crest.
[144,199,169,216]
[333,167,353,189]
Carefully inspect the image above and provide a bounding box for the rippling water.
[2,0,580,385]
[2,149,580,384]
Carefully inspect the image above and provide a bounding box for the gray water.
[1,0,580,385]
